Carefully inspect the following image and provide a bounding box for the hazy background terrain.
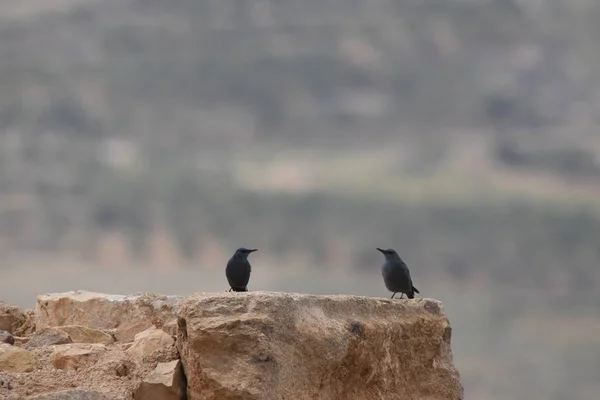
[1,0,600,398]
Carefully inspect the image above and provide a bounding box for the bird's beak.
[249,249,258,253]
[376,248,385,253]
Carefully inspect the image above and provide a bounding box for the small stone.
[161,319,178,337]
[0,304,34,336]
[0,343,36,372]
[90,347,135,379]
[58,326,114,345]
[126,328,177,363]
[1,376,12,389]
[423,300,442,316]
[12,336,29,346]
[114,320,155,343]
[51,343,106,371]
[115,363,130,377]
[0,313,19,333]
[25,327,72,349]
[134,359,185,400]
[0,330,14,345]
[17,310,36,336]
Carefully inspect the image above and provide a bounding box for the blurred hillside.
[1,0,600,399]
[3,0,600,132]
[1,0,600,262]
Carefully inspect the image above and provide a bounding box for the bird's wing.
[407,270,419,294]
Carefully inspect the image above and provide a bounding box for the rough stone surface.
[178,292,463,400]
[28,389,112,399]
[0,330,15,345]
[20,309,36,336]
[0,326,169,400]
[114,320,155,343]
[0,343,37,372]
[58,326,114,345]
[12,336,30,346]
[126,328,178,364]
[1,290,463,399]
[0,303,35,336]
[51,344,107,371]
[0,311,18,332]
[162,319,178,338]
[134,359,185,400]
[25,327,73,349]
[35,291,181,331]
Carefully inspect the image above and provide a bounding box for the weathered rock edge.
[178,292,463,400]
[35,291,181,331]
[1,291,462,400]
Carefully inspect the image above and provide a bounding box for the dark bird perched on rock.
[226,247,257,292]
[377,247,420,299]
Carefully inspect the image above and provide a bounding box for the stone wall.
[0,291,463,400]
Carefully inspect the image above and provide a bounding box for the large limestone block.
[35,291,182,331]
[178,292,463,400]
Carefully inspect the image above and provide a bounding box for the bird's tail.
[406,286,419,299]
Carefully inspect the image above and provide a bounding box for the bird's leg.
[400,293,404,299]
[391,293,396,299]
[228,288,232,292]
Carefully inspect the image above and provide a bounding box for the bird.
[376,247,420,299]
[225,247,257,292]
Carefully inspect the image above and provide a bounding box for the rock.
[178,292,463,400]
[25,327,73,349]
[1,374,12,389]
[0,303,35,336]
[0,331,152,400]
[57,326,114,345]
[28,390,111,399]
[0,343,36,372]
[12,336,29,346]
[18,310,36,336]
[51,343,106,371]
[35,291,181,331]
[0,311,18,333]
[0,330,14,345]
[161,319,178,338]
[134,359,185,400]
[126,328,177,364]
[89,345,135,379]
[114,320,155,343]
